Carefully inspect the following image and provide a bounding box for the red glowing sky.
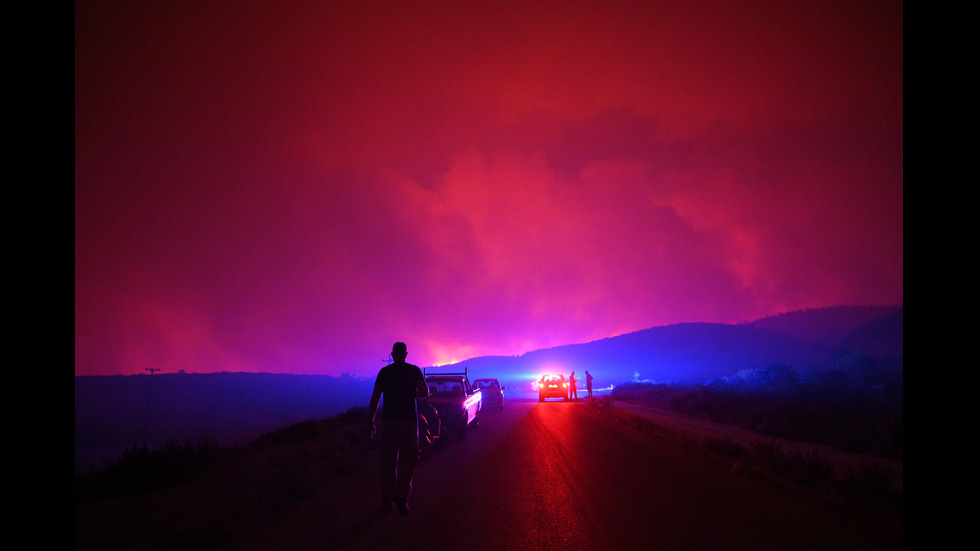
[75,1,903,376]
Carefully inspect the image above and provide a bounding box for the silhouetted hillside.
[747,306,902,351]
[454,306,903,390]
[833,308,903,359]
[527,322,828,384]
[75,306,902,472]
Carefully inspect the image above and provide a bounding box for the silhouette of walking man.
[367,342,429,517]
[569,371,578,400]
[586,370,594,397]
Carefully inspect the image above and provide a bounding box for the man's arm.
[366,377,383,438]
[416,370,429,399]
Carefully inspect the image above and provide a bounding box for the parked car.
[538,374,568,402]
[424,369,482,439]
[473,378,505,410]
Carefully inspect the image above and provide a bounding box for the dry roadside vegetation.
[76,397,902,550]
[76,407,376,550]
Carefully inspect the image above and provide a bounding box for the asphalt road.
[225,398,902,551]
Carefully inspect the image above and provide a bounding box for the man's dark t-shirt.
[375,362,425,421]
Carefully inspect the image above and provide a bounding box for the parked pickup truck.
[423,368,482,440]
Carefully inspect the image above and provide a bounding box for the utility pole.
[142,367,160,447]
[382,354,393,366]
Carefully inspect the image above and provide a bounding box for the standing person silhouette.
[367,342,429,517]
[569,371,578,400]
[586,370,594,397]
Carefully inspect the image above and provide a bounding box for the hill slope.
[747,305,903,355]
[76,306,902,472]
[448,305,903,387]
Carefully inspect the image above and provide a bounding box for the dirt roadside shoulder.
[610,400,903,492]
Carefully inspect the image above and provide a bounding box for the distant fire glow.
[424,341,481,368]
